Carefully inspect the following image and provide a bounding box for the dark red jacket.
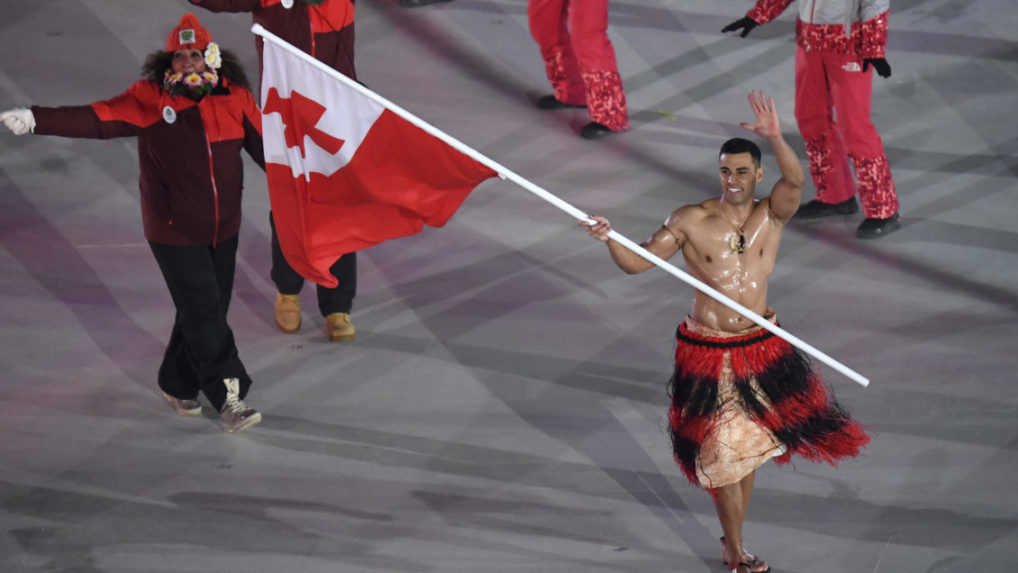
[190,0,356,78]
[32,79,264,246]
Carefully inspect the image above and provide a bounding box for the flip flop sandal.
[731,557,770,573]
[720,537,770,573]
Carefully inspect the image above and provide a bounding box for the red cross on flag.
[260,35,497,287]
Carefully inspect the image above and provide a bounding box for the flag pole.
[251,24,870,388]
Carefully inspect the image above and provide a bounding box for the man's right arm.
[581,208,688,275]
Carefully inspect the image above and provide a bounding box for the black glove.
[863,58,892,78]
[721,17,759,38]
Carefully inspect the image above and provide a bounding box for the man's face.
[718,152,763,204]
[171,49,206,74]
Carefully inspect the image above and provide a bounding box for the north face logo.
[842,62,862,72]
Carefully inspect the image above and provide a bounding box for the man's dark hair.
[719,137,761,166]
[142,48,250,91]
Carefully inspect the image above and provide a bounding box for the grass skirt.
[668,315,869,488]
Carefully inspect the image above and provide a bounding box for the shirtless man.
[582,91,869,573]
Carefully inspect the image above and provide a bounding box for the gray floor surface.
[1,1,1016,572]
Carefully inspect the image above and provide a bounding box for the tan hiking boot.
[324,312,356,342]
[274,292,301,333]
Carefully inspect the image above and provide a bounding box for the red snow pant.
[794,45,898,218]
[528,0,629,131]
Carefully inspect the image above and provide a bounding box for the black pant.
[149,236,252,412]
[270,212,356,316]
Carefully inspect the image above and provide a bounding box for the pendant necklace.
[729,230,746,254]
[723,208,747,254]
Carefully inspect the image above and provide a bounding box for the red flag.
[261,39,497,287]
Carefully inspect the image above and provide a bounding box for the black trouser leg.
[149,236,252,412]
[317,251,356,316]
[270,211,356,317]
[158,318,197,398]
[270,212,305,295]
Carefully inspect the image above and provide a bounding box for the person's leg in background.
[794,47,860,219]
[270,211,305,333]
[569,0,629,139]
[529,0,587,110]
[827,52,901,238]
[317,251,357,342]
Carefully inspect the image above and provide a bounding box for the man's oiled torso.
[678,198,783,333]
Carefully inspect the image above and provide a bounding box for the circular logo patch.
[282,0,294,8]
[162,106,177,125]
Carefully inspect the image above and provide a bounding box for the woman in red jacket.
[0,14,265,432]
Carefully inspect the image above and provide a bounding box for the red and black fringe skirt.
[668,317,870,488]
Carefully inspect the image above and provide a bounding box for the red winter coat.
[746,0,889,58]
[189,0,356,78]
[32,79,264,246]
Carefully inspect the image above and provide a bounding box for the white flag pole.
[251,24,870,388]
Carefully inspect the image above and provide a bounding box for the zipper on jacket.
[309,5,317,59]
[204,134,220,247]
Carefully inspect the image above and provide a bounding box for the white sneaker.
[219,378,262,433]
[162,392,202,416]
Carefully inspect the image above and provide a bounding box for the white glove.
[0,108,36,135]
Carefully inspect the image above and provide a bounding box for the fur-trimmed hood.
[141,48,250,92]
